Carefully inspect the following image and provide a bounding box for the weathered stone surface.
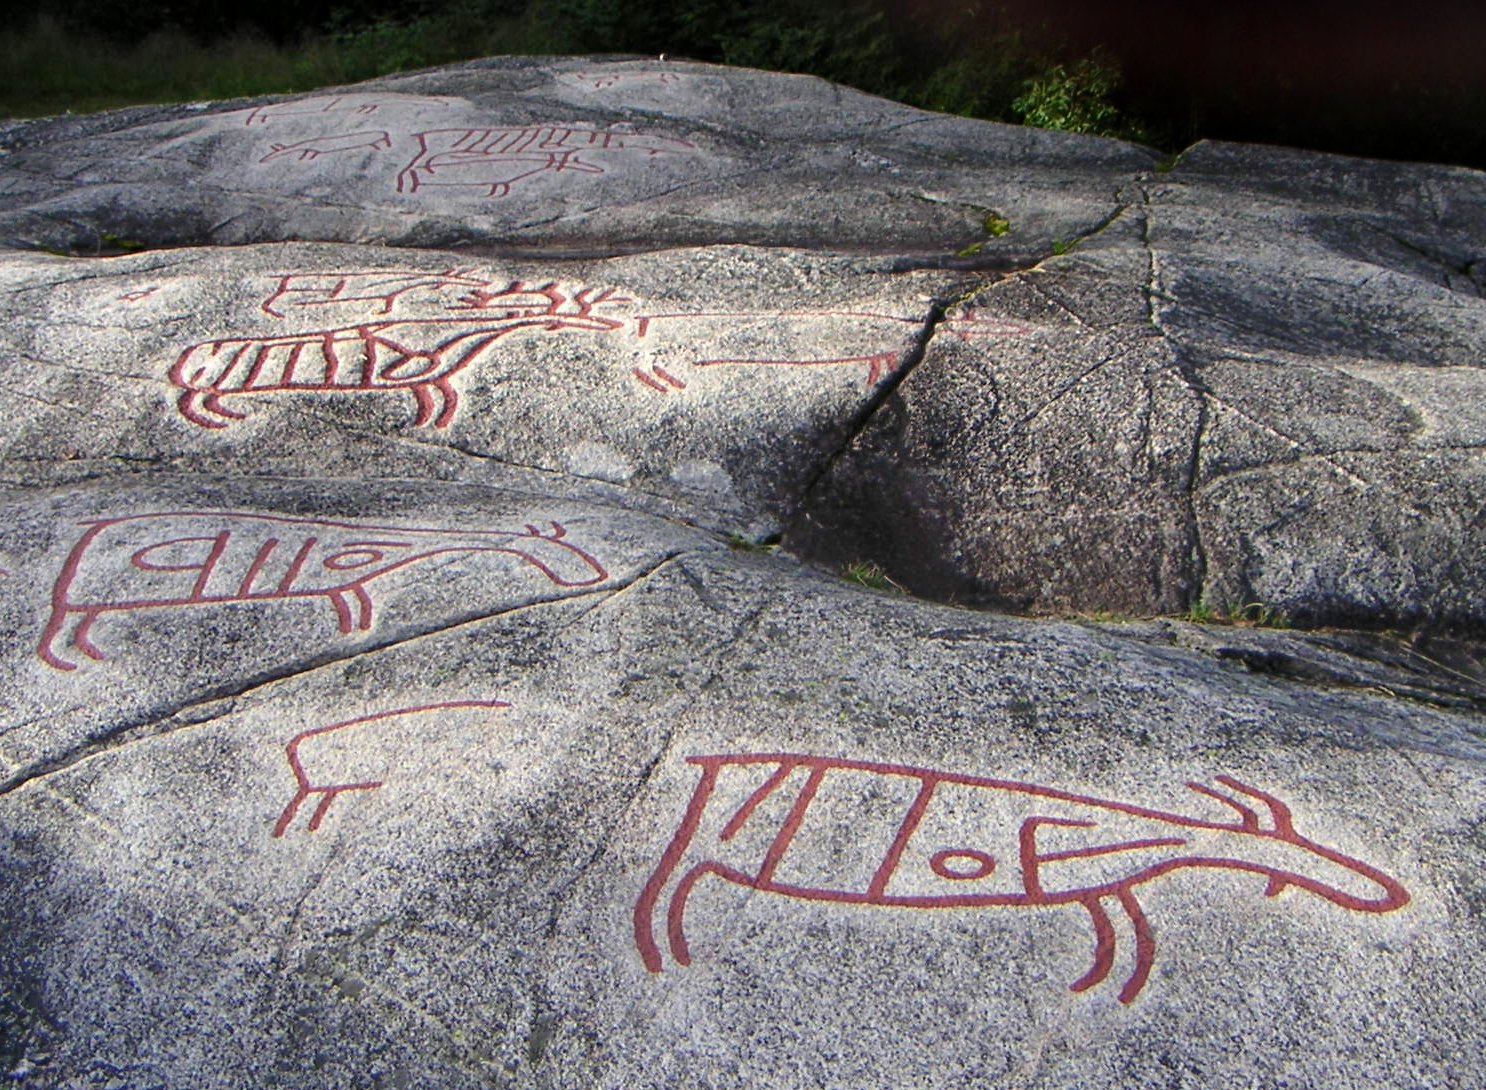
[0,242,956,531]
[4,544,1484,1088]
[3,56,1486,1090]
[794,155,1486,634]
[0,56,1149,258]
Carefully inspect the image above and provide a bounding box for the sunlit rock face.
[1,56,1484,1090]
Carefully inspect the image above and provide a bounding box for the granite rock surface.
[1,56,1484,1090]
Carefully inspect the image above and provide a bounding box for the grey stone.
[4,547,1484,1089]
[793,155,1486,634]
[2,56,1485,1090]
[0,57,1151,259]
[0,241,958,529]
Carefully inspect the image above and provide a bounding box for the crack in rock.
[0,564,686,799]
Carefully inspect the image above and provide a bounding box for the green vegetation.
[1185,600,1291,629]
[1049,237,1076,256]
[1011,52,1140,140]
[0,1,1130,140]
[3,0,1482,170]
[842,560,904,594]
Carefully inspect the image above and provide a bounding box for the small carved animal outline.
[39,512,607,671]
[258,131,393,163]
[273,700,510,836]
[170,280,629,429]
[635,753,1410,1003]
[395,126,697,199]
[242,96,385,126]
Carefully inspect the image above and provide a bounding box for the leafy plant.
[983,213,1011,237]
[1012,53,1130,138]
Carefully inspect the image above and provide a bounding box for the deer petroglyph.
[635,754,1410,1003]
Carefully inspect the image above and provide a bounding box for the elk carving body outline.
[38,511,608,671]
[273,699,511,836]
[635,754,1410,1003]
[170,276,631,429]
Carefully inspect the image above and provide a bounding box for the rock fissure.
[1137,185,1210,612]
[0,576,657,800]
[786,293,956,516]
[3,57,1485,1089]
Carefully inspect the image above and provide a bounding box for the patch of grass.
[983,213,1010,237]
[842,560,904,593]
[1230,602,1291,629]
[1186,599,1221,624]
[0,11,557,118]
[1184,600,1291,628]
[956,241,984,257]
[99,232,147,253]
[1050,237,1076,256]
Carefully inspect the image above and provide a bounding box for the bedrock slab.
[4,57,1486,1090]
[0,242,959,530]
[792,158,1486,634]
[0,476,711,791]
[3,548,1484,1089]
[0,56,1152,257]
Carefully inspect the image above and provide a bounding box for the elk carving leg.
[177,389,246,429]
[1115,887,1156,1004]
[1070,895,1118,995]
[1071,889,1157,1004]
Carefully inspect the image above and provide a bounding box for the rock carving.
[393,126,697,199]
[635,754,1410,1003]
[170,272,1028,425]
[258,131,393,163]
[273,700,510,836]
[39,512,607,670]
[570,71,685,90]
[171,277,631,428]
[242,96,387,126]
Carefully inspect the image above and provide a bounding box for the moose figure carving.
[39,511,607,671]
[272,700,510,837]
[169,280,630,429]
[635,754,1410,1003]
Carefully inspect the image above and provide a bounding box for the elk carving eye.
[323,549,387,570]
[930,849,997,881]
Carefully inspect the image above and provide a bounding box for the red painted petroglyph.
[243,97,386,126]
[38,512,607,671]
[942,314,1032,341]
[690,350,904,386]
[178,277,1030,420]
[171,280,630,428]
[395,126,696,199]
[635,754,1410,1003]
[118,287,159,304]
[260,269,497,318]
[627,308,1028,393]
[632,365,687,393]
[273,699,509,836]
[258,131,393,163]
[571,71,684,90]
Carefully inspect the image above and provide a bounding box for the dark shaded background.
[6,0,1485,168]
